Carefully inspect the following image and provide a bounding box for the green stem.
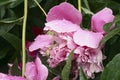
[22,0,28,77]
[83,0,90,10]
[34,0,47,17]
[78,0,81,12]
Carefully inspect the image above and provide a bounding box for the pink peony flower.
[29,2,114,79]
[25,57,48,80]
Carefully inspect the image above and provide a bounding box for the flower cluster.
[0,2,114,80]
[28,2,114,79]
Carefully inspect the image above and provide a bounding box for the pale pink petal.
[25,62,37,80]
[73,29,103,48]
[0,73,8,80]
[46,2,82,25]
[35,57,48,80]
[0,73,25,80]
[91,7,114,33]
[8,76,26,80]
[29,35,53,51]
[44,19,81,33]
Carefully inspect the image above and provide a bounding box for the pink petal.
[91,7,114,33]
[44,19,81,33]
[0,73,8,79]
[0,73,25,80]
[46,2,82,25]
[25,62,37,80]
[52,76,61,80]
[8,76,26,80]
[29,35,53,51]
[35,57,48,80]
[73,29,103,48]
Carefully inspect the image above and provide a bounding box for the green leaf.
[0,24,15,36]
[0,6,5,19]
[61,50,74,80]
[114,15,120,23]
[7,0,23,8]
[103,22,113,33]
[101,53,120,80]
[1,33,21,51]
[79,66,87,80]
[82,7,94,15]
[0,47,9,59]
[0,0,15,6]
[100,26,120,45]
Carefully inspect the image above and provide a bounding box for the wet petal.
[73,29,103,48]
[46,2,82,25]
[91,7,114,33]
[44,19,81,33]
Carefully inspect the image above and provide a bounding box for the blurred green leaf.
[0,47,9,59]
[61,50,74,80]
[0,7,5,19]
[101,27,120,45]
[0,24,15,36]
[101,53,120,80]
[79,66,87,80]
[2,33,21,51]
[7,0,23,8]
[103,22,113,33]
[0,0,15,6]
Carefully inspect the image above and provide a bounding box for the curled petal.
[73,29,103,48]
[44,19,81,33]
[29,35,53,51]
[46,2,82,25]
[91,7,114,33]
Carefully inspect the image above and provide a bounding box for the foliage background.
[0,0,120,80]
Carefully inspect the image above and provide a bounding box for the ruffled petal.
[91,7,114,33]
[44,19,81,33]
[29,35,53,51]
[73,29,103,48]
[46,2,82,25]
